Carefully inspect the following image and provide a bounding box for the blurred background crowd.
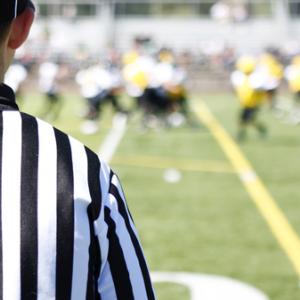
[6,0,300,133]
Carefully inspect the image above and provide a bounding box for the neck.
[0,50,5,83]
[0,42,15,84]
[0,69,4,83]
[0,49,5,83]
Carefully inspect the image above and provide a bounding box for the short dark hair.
[0,21,11,42]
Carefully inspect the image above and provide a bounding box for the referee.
[0,1,156,299]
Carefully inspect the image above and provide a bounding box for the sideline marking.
[111,154,235,174]
[151,271,269,300]
[194,100,300,278]
[98,113,128,163]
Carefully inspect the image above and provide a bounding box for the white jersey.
[123,55,155,97]
[149,62,186,88]
[255,64,280,90]
[231,70,269,91]
[76,65,121,99]
[285,65,300,82]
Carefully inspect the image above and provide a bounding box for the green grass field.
[21,91,300,300]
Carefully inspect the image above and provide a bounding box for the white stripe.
[108,193,148,299]
[98,262,118,299]
[99,161,111,202]
[69,137,91,300]
[98,113,127,163]
[37,119,57,300]
[14,0,18,18]
[2,112,22,299]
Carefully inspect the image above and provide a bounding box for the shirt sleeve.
[96,162,156,300]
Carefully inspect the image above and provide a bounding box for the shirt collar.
[0,84,19,111]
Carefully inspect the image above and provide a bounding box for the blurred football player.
[256,51,283,107]
[38,59,65,120]
[76,61,124,134]
[231,55,268,141]
[285,56,300,102]
[122,49,154,107]
[284,55,300,124]
[146,48,192,127]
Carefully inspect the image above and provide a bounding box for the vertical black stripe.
[85,148,101,300]
[20,114,39,300]
[54,129,74,300]
[109,173,156,300]
[110,172,135,224]
[104,207,134,300]
[0,113,3,300]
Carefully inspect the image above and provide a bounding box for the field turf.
[21,91,300,300]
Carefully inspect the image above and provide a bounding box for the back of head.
[0,0,34,41]
[0,0,35,81]
[0,0,34,22]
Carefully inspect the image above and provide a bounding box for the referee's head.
[0,0,35,80]
[0,0,35,23]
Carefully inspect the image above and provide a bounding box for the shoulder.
[20,112,104,165]
[19,111,112,180]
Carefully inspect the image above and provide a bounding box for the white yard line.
[151,272,269,300]
[98,113,128,163]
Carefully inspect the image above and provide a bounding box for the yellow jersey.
[231,71,266,108]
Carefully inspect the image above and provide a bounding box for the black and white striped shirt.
[0,83,156,300]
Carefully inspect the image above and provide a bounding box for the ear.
[7,8,34,50]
